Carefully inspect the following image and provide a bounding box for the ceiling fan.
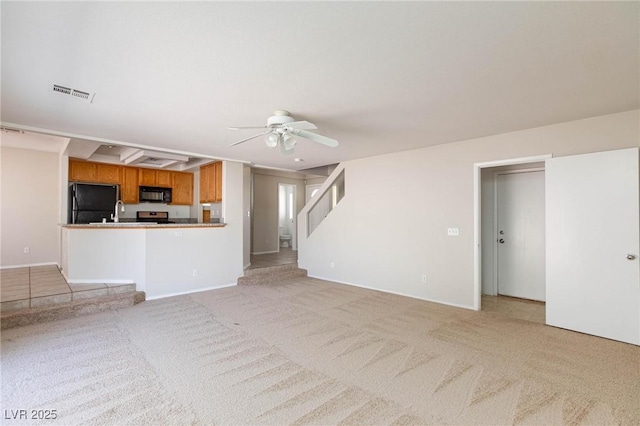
[228,110,338,154]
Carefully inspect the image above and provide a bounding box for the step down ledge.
[1,291,146,330]
[238,268,307,285]
[244,263,300,276]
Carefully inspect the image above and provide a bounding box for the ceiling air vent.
[0,127,24,134]
[52,84,95,103]
[53,85,72,95]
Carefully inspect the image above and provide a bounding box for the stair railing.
[299,163,346,238]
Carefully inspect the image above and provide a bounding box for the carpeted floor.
[2,277,639,425]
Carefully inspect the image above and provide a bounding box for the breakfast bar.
[60,223,243,299]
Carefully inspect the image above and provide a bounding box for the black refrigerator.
[69,183,118,224]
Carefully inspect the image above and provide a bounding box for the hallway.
[248,248,297,270]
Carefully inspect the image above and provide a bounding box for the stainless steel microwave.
[139,186,172,203]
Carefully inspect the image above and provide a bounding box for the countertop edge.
[61,223,227,229]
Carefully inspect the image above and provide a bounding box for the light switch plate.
[447,228,459,236]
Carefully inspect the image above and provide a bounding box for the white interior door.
[546,148,639,345]
[496,170,546,301]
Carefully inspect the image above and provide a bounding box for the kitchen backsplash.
[119,202,191,220]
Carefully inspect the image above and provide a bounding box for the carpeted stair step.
[0,291,146,330]
[238,265,307,285]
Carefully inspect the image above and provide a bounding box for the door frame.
[492,167,545,299]
[473,154,551,311]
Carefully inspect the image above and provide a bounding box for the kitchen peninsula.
[61,222,242,300]
[64,223,225,229]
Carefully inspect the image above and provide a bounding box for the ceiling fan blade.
[289,129,339,147]
[286,121,317,130]
[228,126,267,130]
[229,131,271,147]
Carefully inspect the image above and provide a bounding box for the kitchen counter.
[62,223,226,229]
[61,222,242,299]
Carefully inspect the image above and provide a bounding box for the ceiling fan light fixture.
[265,132,280,148]
[282,133,297,151]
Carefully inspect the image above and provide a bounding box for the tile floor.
[248,247,297,270]
[481,294,545,324]
[1,265,135,312]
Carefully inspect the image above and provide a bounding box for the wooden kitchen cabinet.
[199,161,223,203]
[69,160,98,182]
[96,163,121,184]
[156,170,172,187]
[214,161,222,202]
[138,168,157,186]
[69,159,121,184]
[199,165,211,203]
[138,169,172,187]
[120,166,139,204]
[69,158,195,205]
[171,171,193,205]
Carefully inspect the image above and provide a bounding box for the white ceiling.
[1,2,638,171]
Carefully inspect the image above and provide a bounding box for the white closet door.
[546,148,639,345]
[496,170,546,301]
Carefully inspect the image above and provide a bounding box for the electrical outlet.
[175,231,183,237]
[192,269,198,277]
[23,247,30,254]
[421,275,427,283]
[330,262,335,268]
[447,228,459,236]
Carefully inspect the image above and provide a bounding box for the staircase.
[238,263,307,285]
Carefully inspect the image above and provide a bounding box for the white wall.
[63,228,146,286]
[1,146,60,267]
[299,110,640,309]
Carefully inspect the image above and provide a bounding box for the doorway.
[278,183,297,251]
[473,154,551,311]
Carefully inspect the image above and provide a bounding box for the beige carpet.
[2,277,639,425]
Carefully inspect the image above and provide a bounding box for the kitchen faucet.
[112,200,125,223]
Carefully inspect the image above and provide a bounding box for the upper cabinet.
[69,159,119,184]
[200,161,222,203]
[157,170,172,187]
[69,160,97,182]
[171,171,194,205]
[68,159,194,205]
[120,166,139,204]
[96,164,121,184]
[138,169,172,187]
[214,162,222,202]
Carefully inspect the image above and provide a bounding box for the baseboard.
[307,274,475,311]
[0,262,59,270]
[65,279,135,285]
[244,262,251,270]
[146,283,237,301]
[251,250,279,255]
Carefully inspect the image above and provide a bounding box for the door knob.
[627,254,636,260]
[499,239,505,244]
